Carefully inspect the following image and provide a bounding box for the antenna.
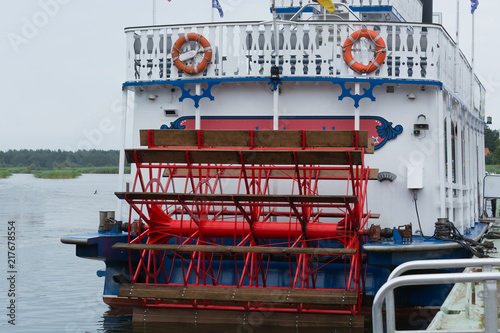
[153,0,156,25]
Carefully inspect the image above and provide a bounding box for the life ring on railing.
[342,29,386,74]
[172,33,213,75]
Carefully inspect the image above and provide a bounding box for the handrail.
[289,3,360,21]
[375,259,500,333]
[385,259,500,332]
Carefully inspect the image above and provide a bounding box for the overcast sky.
[1,0,497,151]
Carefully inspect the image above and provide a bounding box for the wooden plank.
[112,243,357,255]
[140,130,199,147]
[125,149,363,165]
[119,284,358,305]
[203,130,250,147]
[114,192,358,204]
[367,137,375,154]
[304,130,369,148]
[140,129,371,149]
[253,130,303,148]
[132,307,365,328]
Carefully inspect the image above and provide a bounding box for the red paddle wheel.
[114,129,375,324]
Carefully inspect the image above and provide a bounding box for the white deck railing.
[125,20,480,109]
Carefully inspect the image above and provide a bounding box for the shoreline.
[0,167,130,179]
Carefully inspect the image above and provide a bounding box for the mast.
[153,0,156,25]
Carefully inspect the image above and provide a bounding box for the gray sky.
[1,0,497,151]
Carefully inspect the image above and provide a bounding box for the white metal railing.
[373,259,500,333]
[125,20,480,108]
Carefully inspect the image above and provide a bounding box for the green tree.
[485,126,500,154]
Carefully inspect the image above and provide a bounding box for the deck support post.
[354,83,360,130]
[195,83,201,129]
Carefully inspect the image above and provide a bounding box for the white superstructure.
[119,0,486,237]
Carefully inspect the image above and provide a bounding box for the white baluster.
[262,24,273,76]
[249,25,261,76]
[281,24,292,77]
[126,31,136,81]
[170,28,181,80]
[239,25,252,76]
[303,24,314,76]
[139,30,149,80]
[223,25,236,77]
[151,28,161,80]
[208,25,218,78]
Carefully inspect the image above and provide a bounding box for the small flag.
[471,0,479,14]
[317,0,336,14]
[212,0,224,18]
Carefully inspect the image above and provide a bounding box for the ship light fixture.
[413,114,429,137]
[487,116,492,125]
[148,94,158,101]
[270,66,280,81]
[407,92,416,100]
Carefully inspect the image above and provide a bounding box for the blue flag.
[471,0,479,14]
[212,0,224,18]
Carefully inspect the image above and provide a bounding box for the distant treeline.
[0,149,120,170]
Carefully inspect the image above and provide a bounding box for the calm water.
[0,174,375,332]
[0,174,132,332]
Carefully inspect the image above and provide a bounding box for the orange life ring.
[172,33,212,75]
[342,29,386,74]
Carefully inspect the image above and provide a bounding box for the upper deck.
[124,1,484,113]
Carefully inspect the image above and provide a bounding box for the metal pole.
[385,259,500,333]
[272,0,279,130]
[471,10,475,110]
[454,0,460,93]
[456,0,460,45]
[272,0,279,64]
[354,83,360,130]
[117,88,129,221]
[211,0,215,22]
[195,84,201,129]
[483,265,499,333]
[153,0,156,25]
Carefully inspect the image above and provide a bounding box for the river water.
[0,174,133,332]
[0,174,386,332]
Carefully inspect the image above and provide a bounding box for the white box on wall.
[407,165,424,189]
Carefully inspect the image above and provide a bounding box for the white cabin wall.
[363,85,442,236]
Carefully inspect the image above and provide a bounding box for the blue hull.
[62,223,488,308]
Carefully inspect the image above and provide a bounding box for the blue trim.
[177,81,218,108]
[337,80,383,108]
[272,7,316,14]
[122,77,443,87]
[124,77,443,88]
[349,6,393,12]
[268,79,283,91]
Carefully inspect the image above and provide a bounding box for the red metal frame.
[122,137,370,316]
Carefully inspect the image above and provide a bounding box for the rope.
[413,190,493,257]
[434,219,492,258]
